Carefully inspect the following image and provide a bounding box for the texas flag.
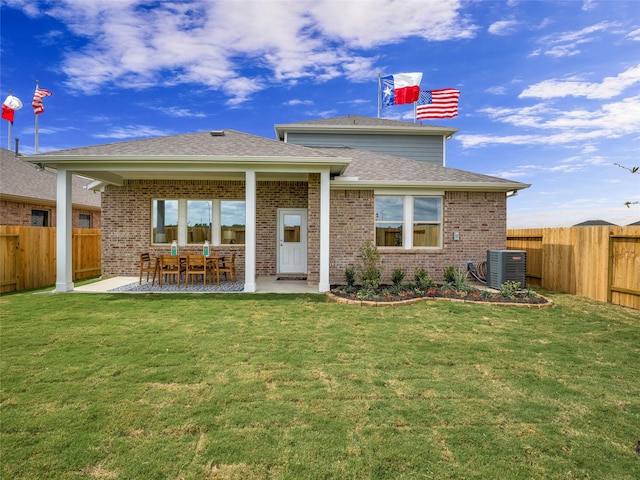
[381,72,423,107]
[2,95,23,124]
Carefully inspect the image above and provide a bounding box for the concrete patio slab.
[73,276,320,294]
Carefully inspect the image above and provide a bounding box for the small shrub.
[499,280,521,298]
[358,241,382,290]
[480,289,494,299]
[391,268,406,287]
[414,267,435,290]
[344,266,356,287]
[460,283,477,294]
[337,284,356,294]
[443,265,469,291]
[356,288,376,300]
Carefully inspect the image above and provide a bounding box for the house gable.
[275,115,458,166]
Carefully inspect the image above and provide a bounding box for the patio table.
[152,254,225,287]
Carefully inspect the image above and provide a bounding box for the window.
[79,213,92,228]
[413,197,442,247]
[152,199,178,244]
[221,200,245,244]
[32,209,49,227]
[375,195,442,248]
[151,199,245,246]
[375,197,404,247]
[187,200,212,244]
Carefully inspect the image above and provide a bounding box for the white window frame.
[374,192,443,249]
[151,198,246,246]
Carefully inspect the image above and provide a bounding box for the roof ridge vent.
[210,130,225,136]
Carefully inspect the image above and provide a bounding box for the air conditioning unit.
[486,250,526,289]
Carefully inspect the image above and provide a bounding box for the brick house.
[25,116,529,293]
[1,147,101,228]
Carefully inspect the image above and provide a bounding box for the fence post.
[607,235,614,304]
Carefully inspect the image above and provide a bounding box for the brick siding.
[329,190,506,284]
[0,199,101,228]
[101,179,308,277]
[101,179,506,284]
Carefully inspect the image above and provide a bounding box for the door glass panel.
[283,214,301,243]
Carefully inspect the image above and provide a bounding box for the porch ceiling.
[86,170,310,184]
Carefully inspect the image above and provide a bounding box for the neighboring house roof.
[627,220,640,226]
[25,125,529,193]
[275,115,458,141]
[573,220,618,226]
[0,148,100,208]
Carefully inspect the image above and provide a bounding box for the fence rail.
[0,226,101,293]
[507,226,640,310]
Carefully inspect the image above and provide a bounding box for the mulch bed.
[327,286,553,308]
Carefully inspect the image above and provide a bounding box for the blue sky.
[1,0,638,228]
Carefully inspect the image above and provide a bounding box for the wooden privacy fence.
[507,226,640,310]
[0,226,101,293]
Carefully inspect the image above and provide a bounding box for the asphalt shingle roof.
[573,220,618,226]
[28,123,527,190]
[43,130,331,158]
[274,115,458,141]
[314,146,520,185]
[1,148,100,207]
[277,115,437,128]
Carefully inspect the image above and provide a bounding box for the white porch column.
[244,169,257,292]
[56,168,74,292]
[319,169,330,292]
[403,195,412,249]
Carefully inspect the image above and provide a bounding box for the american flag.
[32,87,53,115]
[416,88,460,120]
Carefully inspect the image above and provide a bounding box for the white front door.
[277,208,307,274]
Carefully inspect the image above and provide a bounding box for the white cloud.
[520,64,640,99]
[308,0,477,47]
[627,27,640,41]
[92,125,173,139]
[3,0,42,16]
[486,86,507,95]
[488,20,519,36]
[19,0,476,105]
[532,21,618,57]
[285,99,314,106]
[160,107,207,118]
[457,95,640,148]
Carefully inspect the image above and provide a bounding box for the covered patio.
[26,130,350,294]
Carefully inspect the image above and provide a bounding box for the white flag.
[3,95,23,110]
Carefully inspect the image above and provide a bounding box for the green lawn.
[1,290,639,479]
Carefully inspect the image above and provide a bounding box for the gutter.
[330,178,531,193]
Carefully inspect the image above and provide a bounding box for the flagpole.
[34,80,39,154]
[377,73,381,118]
[7,89,12,150]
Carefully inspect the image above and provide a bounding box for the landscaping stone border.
[325,291,554,308]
